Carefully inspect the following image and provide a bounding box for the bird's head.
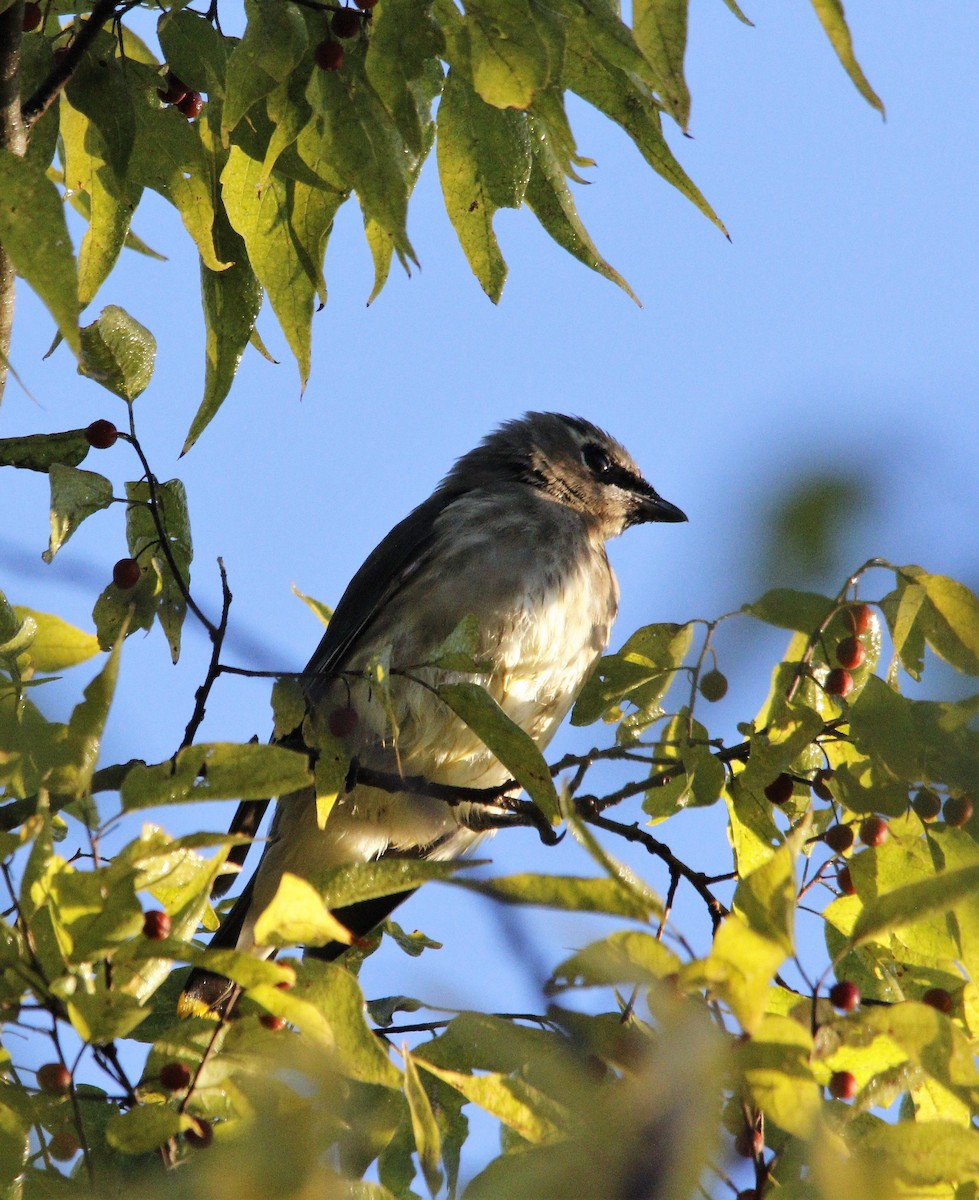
[443,412,687,540]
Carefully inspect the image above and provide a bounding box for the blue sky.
[2,1,978,1177]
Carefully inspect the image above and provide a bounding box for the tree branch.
[20,0,120,128]
[0,0,29,404]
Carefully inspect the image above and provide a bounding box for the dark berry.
[943,795,974,828]
[185,1118,213,1149]
[314,39,344,70]
[828,980,860,1011]
[157,71,188,106]
[37,1063,72,1095]
[159,1061,192,1091]
[825,668,854,698]
[812,768,834,801]
[276,977,294,990]
[850,603,874,635]
[22,2,42,31]
[836,636,866,670]
[734,1127,763,1158]
[48,1129,80,1161]
[828,1070,857,1100]
[837,865,856,896]
[85,418,118,449]
[142,909,171,940]
[331,7,362,37]
[177,90,203,119]
[698,669,728,702]
[912,788,943,822]
[824,824,854,854]
[328,706,358,738]
[735,1193,758,1200]
[764,773,794,806]
[353,0,377,9]
[859,816,888,848]
[922,987,954,1014]
[112,557,141,589]
[260,1013,287,1031]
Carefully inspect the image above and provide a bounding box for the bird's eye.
[581,442,612,475]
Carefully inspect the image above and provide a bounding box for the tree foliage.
[3,2,977,1199]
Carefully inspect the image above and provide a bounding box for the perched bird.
[180,413,686,1015]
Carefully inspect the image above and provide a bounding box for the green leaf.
[415,1058,565,1144]
[127,70,229,272]
[404,1052,443,1196]
[43,463,114,563]
[0,1102,28,1189]
[184,202,263,452]
[61,98,142,309]
[63,32,137,179]
[0,149,80,352]
[465,0,549,109]
[733,835,799,954]
[918,572,979,676]
[11,608,99,672]
[572,621,692,727]
[736,1014,821,1139]
[743,588,835,634]
[222,0,308,136]
[106,1106,191,1154]
[436,680,559,821]
[548,930,680,990]
[253,871,353,948]
[680,914,787,1033]
[632,0,691,128]
[67,989,148,1042]
[424,614,488,671]
[365,0,444,158]
[92,558,163,650]
[809,0,885,115]
[124,478,191,662]
[880,578,926,680]
[848,1120,979,1186]
[312,857,479,911]
[563,35,725,234]
[850,862,979,946]
[850,676,979,792]
[121,743,314,808]
[78,305,156,401]
[436,68,530,301]
[459,873,657,920]
[524,113,638,303]
[157,8,230,99]
[0,430,89,472]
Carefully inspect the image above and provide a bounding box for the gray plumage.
[180,413,686,1015]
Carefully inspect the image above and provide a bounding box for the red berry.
[836,636,866,670]
[764,773,794,806]
[157,71,188,105]
[177,90,203,119]
[159,1061,192,1091]
[734,1127,763,1159]
[825,668,854,698]
[837,865,856,896]
[314,39,344,70]
[112,557,141,589]
[828,980,860,1011]
[859,816,888,848]
[260,1013,287,1031]
[698,669,728,702]
[353,0,377,9]
[331,7,362,37]
[850,604,874,635]
[912,788,943,822]
[812,768,834,801]
[37,1063,72,1095]
[22,2,42,31]
[922,987,954,1014]
[185,1118,213,1149]
[828,1070,857,1100]
[943,795,974,828]
[48,1129,80,1161]
[276,977,294,991]
[142,909,171,940]
[824,824,854,854]
[85,418,118,449]
[328,706,358,738]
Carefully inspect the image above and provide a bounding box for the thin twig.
[178,558,233,751]
[21,0,120,126]
[0,0,29,402]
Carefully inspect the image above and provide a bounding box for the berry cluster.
[313,0,376,72]
[823,602,874,699]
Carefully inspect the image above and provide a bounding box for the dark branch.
[21,0,120,127]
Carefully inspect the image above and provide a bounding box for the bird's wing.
[214,489,454,896]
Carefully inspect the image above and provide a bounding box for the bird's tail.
[178,878,256,1019]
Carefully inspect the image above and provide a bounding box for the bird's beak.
[633,491,688,525]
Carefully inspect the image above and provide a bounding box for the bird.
[179,412,686,1016]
